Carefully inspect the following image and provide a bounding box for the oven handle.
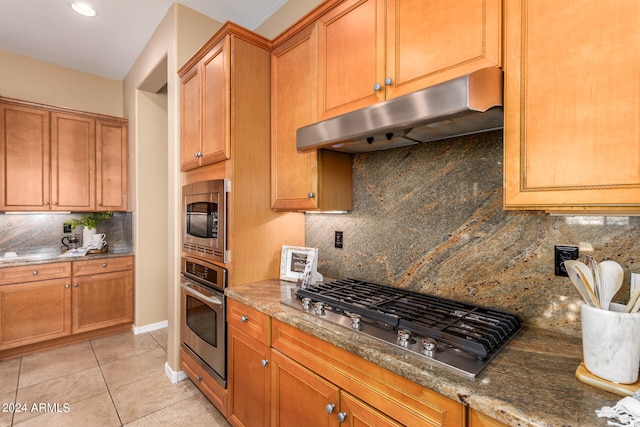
[181,283,223,306]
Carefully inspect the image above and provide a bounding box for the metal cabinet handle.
[241,315,249,323]
[32,270,38,275]
[261,359,269,367]
[326,404,335,414]
[373,82,382,91]
[384,77,392,86]
[194,152,203,158]
[338,412,347,423]
[196,375,202,381]
[97,203,103,207]
[102,263,107,268]
[73,283,79,287]
[65,284,70,288]
[308,192,315,198]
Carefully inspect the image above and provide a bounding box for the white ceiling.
[0,0,287,80]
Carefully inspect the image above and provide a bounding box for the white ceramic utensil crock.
[582,302,640,384]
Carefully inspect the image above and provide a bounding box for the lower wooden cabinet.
[225,300,463,427]
[271,349,339,426]
[271,319,464,427]
[271,349,401,427]
[71,256,133,333]
[227,325,270,427]
[180,346,228,417]
[0,278,72,349]
[0,256,133,353]
[468,408,509,427]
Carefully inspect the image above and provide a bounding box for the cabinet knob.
[373,82,382,91]
[102,263,107,268]
[384,77,392,86]
[241,315,249,323]
[261,359,269,367]
[338,412,347,423]
[194,152,203,158]
[65,284,70,288]
[326,404,335,414]
[98,203,103,207]
[308,192,315,198]
[32,270,38,275]
[53,202,57,206]
[196,375,202,382]
[73,283,79,287]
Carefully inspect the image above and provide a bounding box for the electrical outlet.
[63,223,72,233]
[554,245,579,276]
[334,231,343,249]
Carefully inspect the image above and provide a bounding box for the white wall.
[123,3,222,374]
[0,50,122,117]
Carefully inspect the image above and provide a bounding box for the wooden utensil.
[625,286,640,313]
[599,260,624,310]
[565,260,601,308]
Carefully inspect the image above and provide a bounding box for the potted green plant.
[65,212,113,247]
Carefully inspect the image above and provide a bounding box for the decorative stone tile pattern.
[305,130,640,337]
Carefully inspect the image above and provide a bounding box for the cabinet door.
[0,102,51,210]
[96,120,128,211]
[385,0,502,99]
[180,65,202,171]
[201,36,231,166]
[227,326,270,427]
[51,112,95,211]
[71,269,133,334]
[340,391,403,427]
[468,408,509,427]
[0,279,71,350]
[271,350,340,427]
[317,0,385,121]
[271,27,320,211]
[504,0,640,211]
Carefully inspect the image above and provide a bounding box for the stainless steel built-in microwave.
[182,179,229,263]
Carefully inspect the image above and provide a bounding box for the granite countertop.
[0,249,134,268]
[226,279,622,427]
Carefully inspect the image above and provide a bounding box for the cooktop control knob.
[301,297,312,311]
[314,301,325,316]
[349,313,361,330]
[421,338,437,357]
[397,329,411,347]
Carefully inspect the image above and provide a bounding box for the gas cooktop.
[281,278,522,378]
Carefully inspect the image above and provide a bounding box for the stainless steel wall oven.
[180,256,227,387]
[182,179,229,264]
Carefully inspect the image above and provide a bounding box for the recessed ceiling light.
[70,2,97,17]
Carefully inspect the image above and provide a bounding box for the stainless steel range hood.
[296,67,503,154]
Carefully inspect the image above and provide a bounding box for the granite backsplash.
[305,130,640,337]
[0,211,132,255]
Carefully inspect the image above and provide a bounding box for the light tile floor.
[0,329,230,426]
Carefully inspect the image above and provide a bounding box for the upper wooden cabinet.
[0,97,128,212]
[180,36,231,171]
[317,0,502,120]
[271,26,353,211]
[96,120,128,211]
[51,112,95,211]
[503,0,640,212]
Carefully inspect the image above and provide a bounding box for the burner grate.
[297,278,521,360]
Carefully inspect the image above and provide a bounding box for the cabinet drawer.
[0,262,72,285]
[227,299,271,346]
[72,256,133,276]
[180,346,227,416]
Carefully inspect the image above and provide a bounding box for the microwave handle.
[181,283,223,306]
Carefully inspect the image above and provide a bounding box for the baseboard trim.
[131,320,168,335]
[165,361,188,384]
